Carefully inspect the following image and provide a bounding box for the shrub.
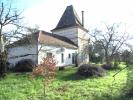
[101,64,113,70]
[101,62,121,70]
[13,59,35,72]
[59,67,65,71]
[113,61,121,69]
[77,64,105,77]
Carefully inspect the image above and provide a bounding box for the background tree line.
[88,23,133,67]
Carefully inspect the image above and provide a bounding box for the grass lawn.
[0,65,133,100]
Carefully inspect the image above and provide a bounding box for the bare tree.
[26,25,39,33]
[90,23,129,65]
[0,1,23,77]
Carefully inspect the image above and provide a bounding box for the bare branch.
[0,3,4,24]
[0,1,23,53]
[89,23,129,64]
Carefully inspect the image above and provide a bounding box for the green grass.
[0,65,133,100]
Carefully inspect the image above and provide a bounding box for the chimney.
[81,11,84,27]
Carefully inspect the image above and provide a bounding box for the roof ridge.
[72,6,82,26]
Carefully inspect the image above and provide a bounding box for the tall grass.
[0,66,133,100]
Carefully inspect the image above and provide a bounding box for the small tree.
[32,56,56,97]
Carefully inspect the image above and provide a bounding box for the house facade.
[7,5,89,67]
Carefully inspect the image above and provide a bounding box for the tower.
[52,5,89,64]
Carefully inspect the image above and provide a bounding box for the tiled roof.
[52,5,83,31]
[38,31,78,49]
[7,30,78,49]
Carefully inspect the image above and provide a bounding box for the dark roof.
[52,5,83,31]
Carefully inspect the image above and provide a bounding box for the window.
[72,53,76,64]
[47,53,52,57]
[68,54,71,58]
[61,53,64,63]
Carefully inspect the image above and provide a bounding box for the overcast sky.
[2,0,133,44]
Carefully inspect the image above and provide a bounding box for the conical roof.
[52,5,83,30]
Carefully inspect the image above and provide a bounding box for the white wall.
[8,43,77,68]
[78,28,89,51]
[57,48,77,66]
[52,26,89,51]
[52,27,78,45]
[77,28,89,64]
[52,26,90,64]
[38,44,77,67]
[8,45,38,67]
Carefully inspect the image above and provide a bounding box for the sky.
[2,0,133,44]
[10,0,133,31]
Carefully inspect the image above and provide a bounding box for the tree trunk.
[105,57,109,64]
[105,51,112,66]
[105,51,109,64]
[0,51,7,78]
[0,28,7,77]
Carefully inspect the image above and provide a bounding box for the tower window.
[68,54,71,58]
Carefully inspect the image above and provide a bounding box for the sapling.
[32,56,56,98]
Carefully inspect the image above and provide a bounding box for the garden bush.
[59,67,65,71]
[77,64,105,77]
[13,59,35,72]
[101,62,121,70]
[113,61,121,69]
[101,64,113,70]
